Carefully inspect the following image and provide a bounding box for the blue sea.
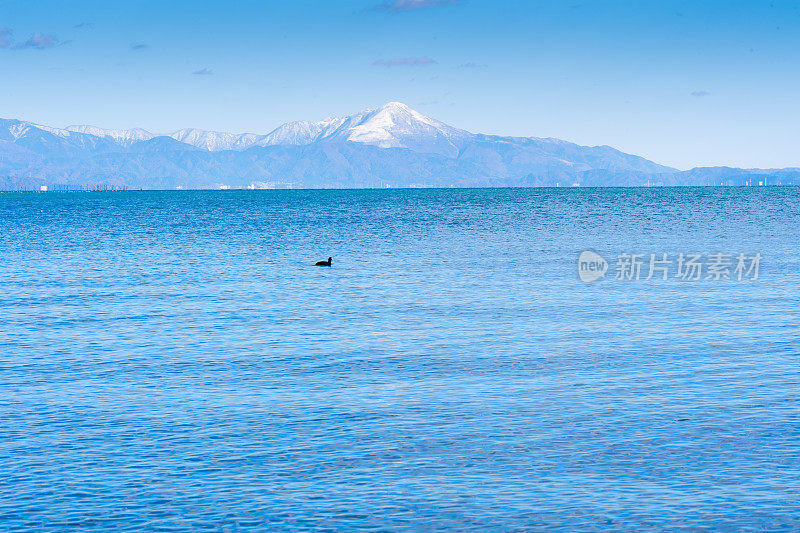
[1,188,799,531]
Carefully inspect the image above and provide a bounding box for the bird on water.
[316,257,332,267]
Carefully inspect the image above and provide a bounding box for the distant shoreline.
[2,184,797,194]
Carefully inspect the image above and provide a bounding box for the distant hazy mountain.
[1,103,797,190]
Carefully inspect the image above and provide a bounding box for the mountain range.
[1,102,797,190]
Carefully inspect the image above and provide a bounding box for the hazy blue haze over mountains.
[0,103,797,189]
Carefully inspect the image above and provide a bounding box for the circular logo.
[578,250,608,283]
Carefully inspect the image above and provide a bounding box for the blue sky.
[1,0,799,169]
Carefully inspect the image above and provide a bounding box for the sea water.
[1,188,799,530]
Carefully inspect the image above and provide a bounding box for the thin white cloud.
[1,29,65,50]
[457,62,487,69]
[373,56,437,67]
[691,90,711,97]
[192,68,214,75]
[13,33,60,50]
[379,0,457,11]
[0,28,11,48]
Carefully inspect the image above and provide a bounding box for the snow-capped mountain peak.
[169,128,241,151]
[66,125,155,146]
[260,120,335,147]
[320,101,471,156]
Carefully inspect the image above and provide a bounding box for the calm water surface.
[1,188,799,531]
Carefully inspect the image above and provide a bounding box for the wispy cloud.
[691,90,711,97]
[378,0,457,11]
[13,33,60,50]
[1,29,65,50]
[131,43,149,51]
[73,22,93,29]
[372,56,437,67]
[457,62,487,69]
[192,67,214,75]
[0,28,11,49]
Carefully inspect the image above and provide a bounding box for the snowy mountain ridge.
[66,125,155,145]
[6,102,787,189]
[17,102,473,154]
